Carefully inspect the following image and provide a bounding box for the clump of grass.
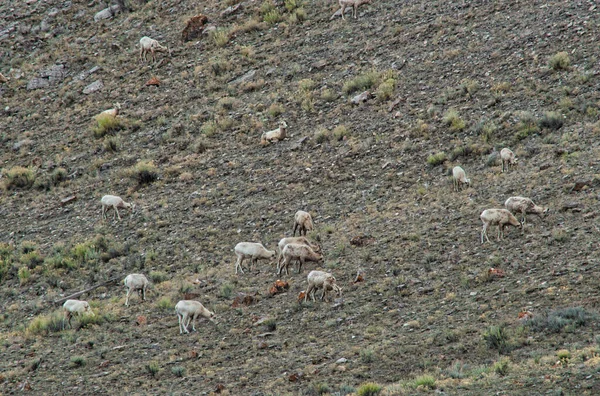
[20,250,44,269]
[298,79,316,92]
[483,325,512,354]
[261,318,277,331]
[201,120,218,137]
[515,111,539,140]
[549,51,570,70]
[332,125,349,141]
[156,297,173,310]
[314,128,331,144]
[427,152,446,166]
[443,109,466,132]
[211,28,230,47]
[263,9,282,25]
[3,166,35,189]
[18,267,31,285]
[528,307,594,333]
[321,89,337,102]
[171,366,186,377]
[220,282,234,298]
[284,0,301,11]
[342,71,379,95]
[492,358,510,376]
[551,227,568,242]
[360,348,375,363]
[70,356,86,367]
[311,383,331,395]
[128,160,158,185]
[92,114,124,138]
[26,312,64,335]
[538,111,564,131]
[51,168,67,185]
[557,349,571,361]
[413,375,436,389]
[445,361,468,379]
[357,382,383,396]
[267,103,284,118]
[289,7,307,24]
[448,145,473,161]
[146,361,160,377]
[375,78,396,102]
[150,271,167,283]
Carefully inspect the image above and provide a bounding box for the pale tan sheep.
[500,148,517,172]
[337,0,372,20]
[293,210,314,236]
[124,273,149,306]
[101,195,134,221]
[261,121,287,144]
[480,208,521,244]
[175,300,215,334]
[139,36,169,62]
[98,103,121,118]
[276,236,321,273]
[233,242,276,274]
[452,166,470,192]
[504,196,549,229]
[305,270,342,302]
[62,299,95,329]
[279,243,323,275]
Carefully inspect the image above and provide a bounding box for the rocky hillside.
[1,0,600,394]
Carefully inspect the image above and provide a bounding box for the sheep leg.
[180,313,190,334]
[293,223,298,236]
[297,258,304,274]
[190,314,197,332]
[353,4,357,18]
[125,288,132,306]
[276,250,281,273]
[305,285,313,302]
[481,224,490,244]
[178,312,185,334]
[142,286,146,301]
[340,4,346,19]
[321,287,327,301]
[235,255,244,274]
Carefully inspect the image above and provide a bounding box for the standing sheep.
[279,243,323,275]
[337,0,372,20]
[276,236,322,273]
[480,208,521,244]
[139,36,169,62]
[261,121,287,144]
[504,196,549,228]
[62,299,95,329]
[293,210,314,236]
[101,195,134,221]
[500,148,517,172]
[233,242,276,274]
[175,300,215,334]
[123,274,149,306]
[305,270,342,302]
[452,166,471,192]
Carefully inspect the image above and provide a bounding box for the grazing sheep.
[480,209,521,244]
[293,210,314,236]
[305,270,342,302]
[233,242,276,274]
[101,195,134,221]
[279,243,323,275]
[261,121,287,144]
[175,300,215,334]
[99,103,121,118]
[139,36,169,62]
[500,148,517,172]
[337,0,372,20]
[276,236,322,273]
[504,196,549,229]
[62,299,94,329]
[452,166,470,192]
[123,274,149,306]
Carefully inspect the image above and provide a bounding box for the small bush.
[357,382,383,396]
[375,78,396,102]
[26,312,64,335]
[360,348,374,363]
[171,366,186,377]
[267,103,284,118]
[4,166,35,189]
[77,313,103,329]
[446,361,468,379]
[311,383,331,395]
[45,254,77,270]
[551,227,568,242]
[150,271,168,283]
[515,112,539,140]
[157,297,173,310]
[538,111,564,131]
[20,250,44,269]
[343,71,379,95]
[263,9,282,25]
[549,51,570,70]
[427,152,446,166]
[314,128,330,144]
[483,325,512,354]
[557,349,571,361]
[493,358,510,376]
[51,168,68,185]
[201,121,218,137]
[321,89,337,102]
[129,160,158,185]
[146,361,160,377]
[413,375,436,389]
[443,109,466,132]
[70,356,86,367]
[93,114,124,138]
[18,267,31,285]
[211,28,230,47]
[298,79,316,92]
[289,8,307,24]
[220,282,234,298]
[528,307,594,333]
[261,318,277,331]
[284,0,301,11]
[332,125,349,141]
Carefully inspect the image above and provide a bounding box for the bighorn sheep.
[62,299,94,329]
[452,166,470,192]
[175,300,215,334]
[101,195,134,221]
[500,148,517,172]
[261,121,287,144]
[480,208,521,244]
[124,274,149,306]
[504,196,549,229]
[279,243,323,275]
[305,270,342,302]
[233,242,276,274]
[293,210,314,236]
[139,36,169,62]
[337,0,372,20]
[276,237,322,273]
[98,103,121,118]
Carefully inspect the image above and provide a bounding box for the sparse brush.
[515,111,539,140]
[201,121,218,137]
[26,312,64,335]
[343,71,379,95]
[93,114,124,138]
[18,267,31,285]
[150,271,167,283]
[375,78,396,102]
[538,111,564,130]
[289,8,307,24]
[492,358,510,376]
[427,152,446,166]
[171,366,186,377]
[332,125,349,141]
[549,51,570,70]
[443,109,466,132]
[483,325,512,354]
[298,79,316,92]
[311,382,331,395]
[20,250,44,269]
[4,166,35,189]
[220,282,234,298]
[211,28,230,47]
[128,160,158,185]
[263,9,282,25]
[360,348,375,363]
[146,361,160,377]
[156,297,173,310]
[321,89,337,102]
[413,375,436,389]
[70,356,86,367]
[357,382,383,396]
[267,103,284,118]
[103,137,119,152]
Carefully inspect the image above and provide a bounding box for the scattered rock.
[311,59,328,70]
[77,66,100,81]
[182,14,209,42]
[335,357,347,364]
[221,4,242,17]
[136,315,147,326]
[350,234,375,246]
[94,5,120,22]
[202,25,217,35]
[229,69,256,84]
[570,180,592,192]
[145,77,161,86]
[60,195,77,206]
[0,73,7,83]
[561,201,581,212]
[350,90,371,105]
[83,79,103,94]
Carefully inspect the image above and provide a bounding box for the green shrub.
[45,254,77,270]
[92,114,124,138]
[483,325,512,354]
[146,361,160,377]
[375,78,396,102]
[220,282,234,298]
[314,128,330,144]
[515,112,539,140]
[103,137,119,152]
[70,356,86,367]
[493,358,510,376]
[26,312,64,335]
[150,271,168,283]
[264,9,282,25]
[413,375,436,389]
[157,297,173,310]
[289,8,307,23]
[360,348,374,363]
[20,250,44,269]
[443,109,466,132]
[332,125,349,141]
[298,79,316,92]
[18,266,31,285]
[201,120,218,137]
[357,382,383,396]
[427,152,446,166]
[285,0,301,11]
[538,111,564,130]
[171,366,186,377]
[528,307,594,333]
[342,71,379,95]
[129,160,158,185]
[211,28,230,47]
[549,51,570,70]
[4,166,35,189]
[51,168,68,185]
[267,103,284,118]
[311,383,331,395]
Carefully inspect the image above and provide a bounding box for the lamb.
[279,243,323,275]
[293,210,314,236]
[139,36,169,62]
[480,208,521,244]
[452,166,470,192]
[101,195,134,221]
[123,274,149,306]
[305,270,342,302]
[233,242,276,274]
[62,299,95,329]
[261,121,287,144]
[276,236,322,273]
[337,0,372,20]
[500,148,517,172]
[175,300,215,334]
[504,196,549,228]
